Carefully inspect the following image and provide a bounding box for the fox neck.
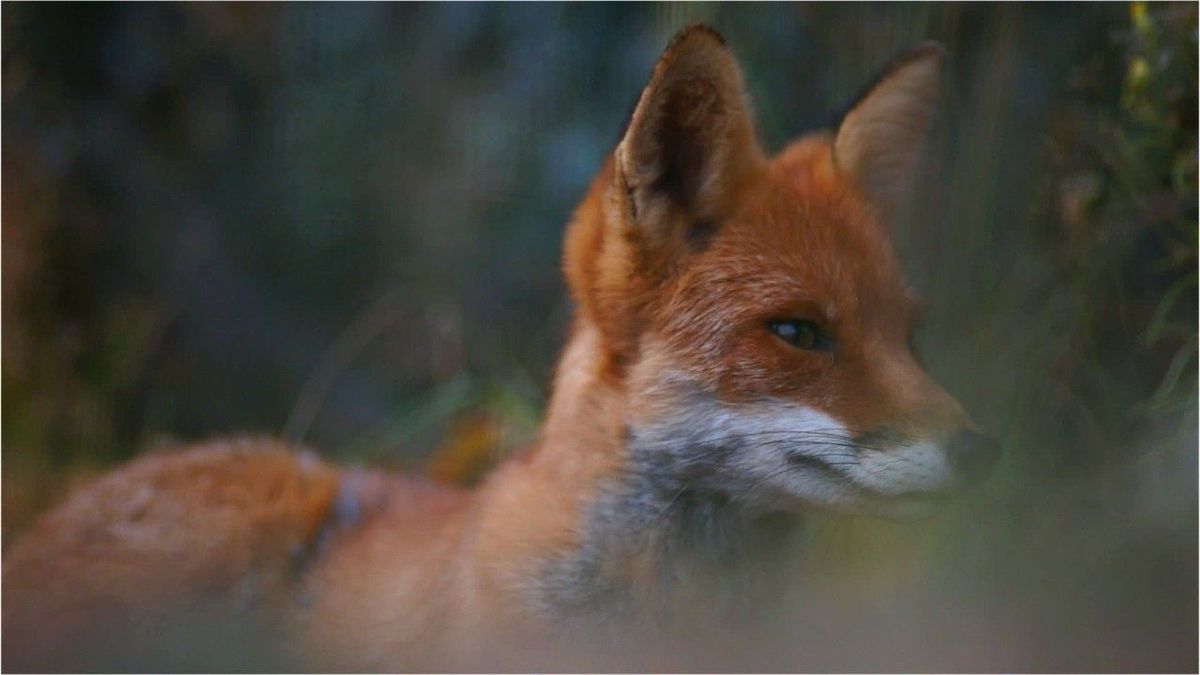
[525,321,801,626]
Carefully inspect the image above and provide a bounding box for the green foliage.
[1044,1,1197,438]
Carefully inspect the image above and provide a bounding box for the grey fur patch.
[528,423,802,637]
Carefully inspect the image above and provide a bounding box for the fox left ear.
[615,25,764,249]
[834,42,944,219]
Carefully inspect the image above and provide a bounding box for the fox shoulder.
[2,438,344,670]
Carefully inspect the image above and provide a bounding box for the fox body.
[3,27,1000,671]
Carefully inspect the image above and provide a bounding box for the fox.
[2,25,1001,672]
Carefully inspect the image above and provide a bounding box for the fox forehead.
[663,135,918,335]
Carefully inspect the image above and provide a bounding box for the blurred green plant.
[1120,2,1198,420]
[1040,0,1197,453]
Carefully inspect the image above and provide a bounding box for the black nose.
[945,430,1001,486]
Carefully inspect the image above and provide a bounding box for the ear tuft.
[664,23,728,50]
[616,24,762,243]
[833,42,944,219]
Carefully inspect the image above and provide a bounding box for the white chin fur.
[845,441,953,496]
[627,392,954,513]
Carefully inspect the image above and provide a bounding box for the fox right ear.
[834,42,943,219]
[614,25,763,251]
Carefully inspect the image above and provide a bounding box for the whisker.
[634,427,896,455]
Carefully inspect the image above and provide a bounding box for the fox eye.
[768,320,833,351]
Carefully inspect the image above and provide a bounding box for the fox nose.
[945,430,1001,486]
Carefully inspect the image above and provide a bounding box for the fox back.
[2,26,999,672]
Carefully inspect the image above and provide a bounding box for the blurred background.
[3,2,1196,671]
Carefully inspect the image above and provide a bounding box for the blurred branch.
[283,288,412,443]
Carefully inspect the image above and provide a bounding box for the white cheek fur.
[628,389,955,510]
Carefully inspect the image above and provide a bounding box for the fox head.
[563,26,1000,518]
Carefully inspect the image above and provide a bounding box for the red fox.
[3,25,1000,672]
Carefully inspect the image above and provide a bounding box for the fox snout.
[856,363,1003,495]
[848,423,1002,498]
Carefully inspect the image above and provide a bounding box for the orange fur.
[3,439,340,670]
[3,26,995,671]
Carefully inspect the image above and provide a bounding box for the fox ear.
[834,42,943,219]
[615,25,763,246]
